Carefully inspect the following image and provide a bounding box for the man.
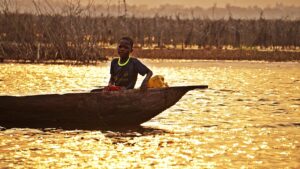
[108,37,153,90]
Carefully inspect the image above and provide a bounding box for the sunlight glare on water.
[0,60,300,168]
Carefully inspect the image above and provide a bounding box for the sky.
[104,0,300,8]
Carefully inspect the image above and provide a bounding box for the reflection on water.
[0,60,300,168]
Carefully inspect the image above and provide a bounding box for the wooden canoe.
[0,85,208,129]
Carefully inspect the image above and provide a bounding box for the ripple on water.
[256,122,300,128]
[172,108,187,112]
[273,123,300,128]
[272,111,288,115]
[258,98,270,102]
[271,101,280,106]
[202,124,218,128]
[291,122,300,127]
[293,80,300,83]
[219,89,237,93]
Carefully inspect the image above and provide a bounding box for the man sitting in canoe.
[107,37,153,91]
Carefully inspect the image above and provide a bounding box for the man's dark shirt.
[110,58,150,89]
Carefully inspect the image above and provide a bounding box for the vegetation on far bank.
[0,0,299,63]
[1,47,299,63]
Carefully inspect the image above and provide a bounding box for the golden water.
[0,60,300,168]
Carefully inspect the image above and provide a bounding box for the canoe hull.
[0,86,207,129]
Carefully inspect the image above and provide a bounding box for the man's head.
[118,37,133,58]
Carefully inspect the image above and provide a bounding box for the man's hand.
[140,85,148,91]
[140,82,148,91]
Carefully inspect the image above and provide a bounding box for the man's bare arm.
[140,70,153,90]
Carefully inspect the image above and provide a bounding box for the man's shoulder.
[130,57,141,64]
[111,58,118,64]
[112,58,118,62]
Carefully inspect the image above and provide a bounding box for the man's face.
[118,39,132,58]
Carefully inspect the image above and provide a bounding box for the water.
[0,60,300,168]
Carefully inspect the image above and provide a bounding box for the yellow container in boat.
[147,75,169,88]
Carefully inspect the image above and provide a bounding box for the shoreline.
[1,49,299,64]
[132,48,300,62]
[1,58,300,66]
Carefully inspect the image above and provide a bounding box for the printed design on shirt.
[115,72,129,85]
